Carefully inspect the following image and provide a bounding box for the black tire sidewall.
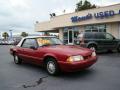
[46,58,59,75]
[14,54,22,64]
[88,44,97,51]
[117,45,120,52]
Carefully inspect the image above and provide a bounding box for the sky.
[0,0,120,36]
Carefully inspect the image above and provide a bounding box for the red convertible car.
[10,36,97,75]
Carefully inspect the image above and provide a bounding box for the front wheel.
[88,44,97,51]
[117,45,120,53]
[14,54,22,64]
[46,58,60,75]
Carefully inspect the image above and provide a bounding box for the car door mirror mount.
[30,46,37,50]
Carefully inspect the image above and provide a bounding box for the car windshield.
[37,37,63,46]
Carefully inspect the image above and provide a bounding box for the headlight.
[92,51,96,57]
[67,55,84,62]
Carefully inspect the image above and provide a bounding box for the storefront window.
[63,30,68,44]
[63,27,79,44]
[85,24,106,32]
[73,30,79,44]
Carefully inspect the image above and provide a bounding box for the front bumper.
[58,56,97,72]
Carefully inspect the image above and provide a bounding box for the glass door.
[63,28,79,45]
[63,30,68,44]
[68,30,73,45]
[119,23,120,39]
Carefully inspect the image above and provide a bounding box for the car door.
[20,38,41,63]
[17,39,29,60]
[94,33,106,49]
[104,33,118,49]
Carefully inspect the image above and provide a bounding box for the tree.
[2,32,9,39]
[75,0,97,12]
[21,32,28,37]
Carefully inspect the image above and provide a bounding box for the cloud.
[10,0,29,8]
[0,0,120,36]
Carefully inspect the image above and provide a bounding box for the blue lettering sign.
[71,13,92,22]
[77,17,82,21]
[109,10,115,16]
[104,11,109,17]
[94,13,99,18]
[71,10,120,23]
[94,10,115,19]
[71,16,78,22]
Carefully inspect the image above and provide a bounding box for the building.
[35,3,120,45]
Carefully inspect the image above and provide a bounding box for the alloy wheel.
[47,61,56,74]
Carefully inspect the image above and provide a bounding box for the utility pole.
[0,32,1,38]
[9,30,13,39]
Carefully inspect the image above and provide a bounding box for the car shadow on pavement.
[97,50,119,56]
[12,60,97,74]
[12,60,97,79]
[97,49,119,54]
[54,68,97,80]
[11,61,47,74]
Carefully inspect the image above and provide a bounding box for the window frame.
[85,24,106,32]
[105,33,115,40]
[21,38,39,48]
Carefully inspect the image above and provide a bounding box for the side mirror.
[30,46,37,50]
[113,37,116,40]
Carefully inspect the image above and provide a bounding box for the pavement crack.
[22,76,48,88]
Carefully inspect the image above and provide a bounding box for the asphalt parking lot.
[0,45,120,90]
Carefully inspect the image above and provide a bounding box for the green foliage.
[75,0,97,12]
[2,32,9,39]
[21,32,28,37]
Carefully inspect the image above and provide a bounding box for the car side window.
[84,33,94,39]
[22,39,38,48]
[105,33,114,40]
[95,33,105,39]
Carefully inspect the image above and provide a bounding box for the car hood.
[42,45,92,56]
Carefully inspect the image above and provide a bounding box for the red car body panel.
[10,37,97,72]
[58,57,97,72]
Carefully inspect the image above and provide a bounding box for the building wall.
[35,4,120,32]
[107,22,119,38]
[59,29,63,41]
[79,26,84,32]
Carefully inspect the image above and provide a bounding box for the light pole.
[9,30,13,39]
[0,32,1,38]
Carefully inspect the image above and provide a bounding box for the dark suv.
[76,32,120,52]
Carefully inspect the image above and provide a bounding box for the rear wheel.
[117,45,120,53]
[88,44,97,51]
[45,58,60,75]
[14,54,22,64]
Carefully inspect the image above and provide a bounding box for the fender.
[43,53,58,61]
[86,41,98,48]
[117,41,120,47]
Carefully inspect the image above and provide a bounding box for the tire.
[117,45,120,53]
[14,54,22,64]
[45,58,60,75]
[88,44,97,51]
